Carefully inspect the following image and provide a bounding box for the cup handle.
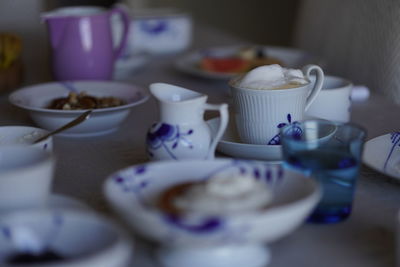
[302,64,324,111]
[204,103,229,160]
[110,6,131,59]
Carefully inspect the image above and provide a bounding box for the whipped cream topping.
[237,64,308,90]
[173,172,273,215]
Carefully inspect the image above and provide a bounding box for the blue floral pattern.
[139,20,168,34]
[163,214,222,233]
[146,122,194,160]
[268,114,302,145]
[384,132,400,170]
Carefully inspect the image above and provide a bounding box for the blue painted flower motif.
[146,122,194,160]
[163,214,222,233]
[113,165,149,194]
[140,20,168,34]
[384,132,400,170]
[268,114,302,145]
[202,160,284,186]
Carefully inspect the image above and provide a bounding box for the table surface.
[1,22,399,267]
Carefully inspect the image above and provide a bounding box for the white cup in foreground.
[230,64,324,145]
[306,75,352,123]
[0,146,54,213]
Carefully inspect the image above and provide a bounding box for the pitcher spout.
[150,83,208,124]
[150,83,206,103]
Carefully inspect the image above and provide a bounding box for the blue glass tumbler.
[280,120,366,224]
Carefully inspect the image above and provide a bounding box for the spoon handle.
[34,110,92,143]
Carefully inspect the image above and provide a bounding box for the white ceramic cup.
[305,75,353,123]
[229,64,324,145]
[0,146,55,213]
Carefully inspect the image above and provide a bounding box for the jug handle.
[302,64,324,111]
[110,6,131,59]
[204,103,229,160]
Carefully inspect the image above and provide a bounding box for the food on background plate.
[200,46,283,74]
[158,171,273,215]
[47,92,125,110]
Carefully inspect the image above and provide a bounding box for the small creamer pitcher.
[146,83,228,161]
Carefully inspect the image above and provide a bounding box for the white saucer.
[114,52,150,80]
[0,194,91,216]
[49,194,92,211]
[175,45,321,80]
[363,132,400,180]
[206,117,282,161]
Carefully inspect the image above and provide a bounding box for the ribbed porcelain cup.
[229,64,324,145]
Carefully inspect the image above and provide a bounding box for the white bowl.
[0,146,54,213]
[306,75,353,123]
[104,159,321,267]
[0,210,133,267]
[9,81,149,137]
[0,126,52,151]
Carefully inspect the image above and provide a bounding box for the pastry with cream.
[158,172,273,215]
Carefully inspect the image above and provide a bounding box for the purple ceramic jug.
[42,6,130,81]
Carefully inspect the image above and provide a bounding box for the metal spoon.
[34,110,92,143]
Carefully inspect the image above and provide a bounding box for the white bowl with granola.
[9,81,149,137]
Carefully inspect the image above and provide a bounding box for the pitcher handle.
[110,6,131,59]
[302,64,324,111]
[204,103,229,160]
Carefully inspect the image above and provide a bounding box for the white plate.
[9,81,149,137]
[114,52,150,80]
[175,45,321,80]
[49,194,91,211]
[363,133,400,180]
[207,117,282,161]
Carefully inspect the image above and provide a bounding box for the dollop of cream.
[173,172,273,214]
[237,64,308,90]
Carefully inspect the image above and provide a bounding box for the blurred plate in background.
[175,45,322,80]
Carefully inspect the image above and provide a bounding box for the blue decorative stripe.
[383,132,400,170]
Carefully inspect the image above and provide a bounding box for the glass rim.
[279,119,367,141]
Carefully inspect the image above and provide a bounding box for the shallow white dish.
[175,45,321,80]
[9,81,149,137]
[104,159,320,267]
[0,209,133,267]
[47,194,91,212]
[363,132,400,180]
[113,52,150,80]
[0,194,91,217]
[207,117,282,161]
